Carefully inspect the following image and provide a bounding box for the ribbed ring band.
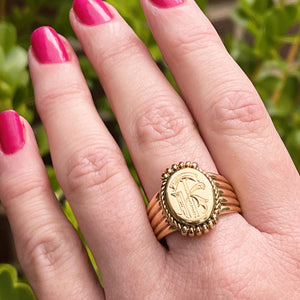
[147,162,241,240]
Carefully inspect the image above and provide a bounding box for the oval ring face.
[165,168,215,225]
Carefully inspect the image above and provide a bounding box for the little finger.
[0,111,103,299]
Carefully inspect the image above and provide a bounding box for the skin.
[1,0,300,299]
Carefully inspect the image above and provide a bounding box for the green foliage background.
[0,264,34,300]
[0,0,299,298]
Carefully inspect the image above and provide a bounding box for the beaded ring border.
[147,162,241,240]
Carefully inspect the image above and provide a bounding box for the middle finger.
[70,0,249,249]
[71,0,215,199]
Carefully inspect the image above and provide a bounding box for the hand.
[0,0,299,298]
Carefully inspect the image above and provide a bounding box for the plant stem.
[271,29,300,103]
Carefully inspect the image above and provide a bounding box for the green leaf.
[232,8,250,28]
[46,166,62,197]
[62,201,78,229]
[0,23,17,54]
[0,80,13,99]
[256,75,280,103]
[3,46,28,72]
[2,46,29,89]
[265,5,299,38]
[35,124,50,157]
[61,202,102,283]
[0,264,35,300]
[228,38,258,75]
[13,87,35,123]
[0,23,29,110]
[240,0,273,15]
[252,0,273,14]
[79,56,98,89]
[195,0,207,10]
[3,69,29,90]
[148,44,162,62]
[281,76,299,102]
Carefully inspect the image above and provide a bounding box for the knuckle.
[169,25,222,57]
[209,90,268,136]
[99,29,147,69]
[37,81,89,115]
[66,145,125,195]
[134,100,195,147]
[1,173,49,211]
[22,232,63,270]
[21,226,82,273]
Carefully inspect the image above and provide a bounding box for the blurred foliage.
[0,0,300,297]
[0,264,34,300]
[228,0,300,169]
[0,22,32,120]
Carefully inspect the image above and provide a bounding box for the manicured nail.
[0,111,25,155]
[150,0,184,8]
[73,0,113,26]
[31,26,69,64]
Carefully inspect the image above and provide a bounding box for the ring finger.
[29,26,164,297]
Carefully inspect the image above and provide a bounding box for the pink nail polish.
[31,26,69,64]
[73,0,113,26]
[150,0,184,8]
[0,110,25,155]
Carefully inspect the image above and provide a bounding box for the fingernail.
[0,110,25,155]
[73,0,113,26]
[31,26,69,64]
[150,0,184,8]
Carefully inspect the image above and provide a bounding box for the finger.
[29,26,164,294]
[70,0,250,253]
[0,111,103,299]
[70,0,215,200]
[141,0,300,234]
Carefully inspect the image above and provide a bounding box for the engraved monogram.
[166,169,215,224]
[170,177,208,219]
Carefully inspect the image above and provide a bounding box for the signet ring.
[147,162,241,240]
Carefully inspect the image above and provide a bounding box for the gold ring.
[147,162,241,240]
